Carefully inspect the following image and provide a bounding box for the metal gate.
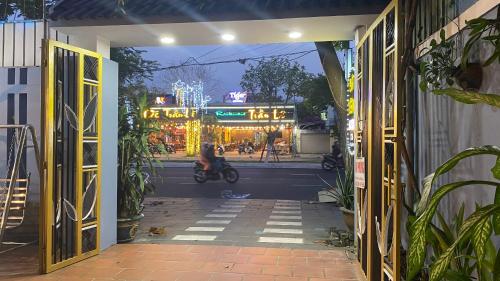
[41,40,102,273]
[355,1,402,280]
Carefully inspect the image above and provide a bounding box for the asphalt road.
[149,167,339,200]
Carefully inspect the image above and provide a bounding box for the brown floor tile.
[241,274,275,281]
[277,256,307,266]
[265,248,292,256]
[201,262,234,273]
[248,255,278,265]
[209,272,244,281]
[239,247,267,255]
[231,264,262,274]
[261,265,293,276]
[292,265,325,278]
[176,271,211,281]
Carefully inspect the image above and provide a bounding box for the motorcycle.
[217,144,225,155]
[321,154,344,171]
[193,158,239,184]
[165,144,176,154]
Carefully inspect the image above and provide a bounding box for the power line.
[154,49,318,71]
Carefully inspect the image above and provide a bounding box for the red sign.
[354,157,365,189]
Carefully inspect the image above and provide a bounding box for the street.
[136,166,346,249]
[148,167,339,200]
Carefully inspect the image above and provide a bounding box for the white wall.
[100,58,118,250]
[417,7,500,222]
[297,130,331,154]
[0,67,42,200]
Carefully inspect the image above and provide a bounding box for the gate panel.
[355,1,402,280]
[41,40,102,273]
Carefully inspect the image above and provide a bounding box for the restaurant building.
[143,100,296,156]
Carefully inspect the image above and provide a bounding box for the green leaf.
[492,156,500,180]
[494,186,500,234]
[432,88,500,108]
[471,215,492,267]
[407,180,499,281]
[494,248,500,281]
[417,146,500,214]
[429,204,500,281]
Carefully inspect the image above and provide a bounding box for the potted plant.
[117,89,161,243]
[327,155,355,231]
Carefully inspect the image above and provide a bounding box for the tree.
[159,64,221,98]
[241,57,309,105]
[240,57,311,161]
[110,47,159,86]
[297,74,334,122]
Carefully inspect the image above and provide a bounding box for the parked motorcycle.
[165,144,176,154]
[321,154,344,171]
[193,158,239,184]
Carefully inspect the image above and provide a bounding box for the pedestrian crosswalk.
[258,199,304,245]
[172,199,246,242]
[171,199,306,245]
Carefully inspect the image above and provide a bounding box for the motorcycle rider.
[331,140,343,162]
[200,142,221,174]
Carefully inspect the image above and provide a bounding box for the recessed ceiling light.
[160,37,175,44]
[288,31,303,39]
[221,33,236,41]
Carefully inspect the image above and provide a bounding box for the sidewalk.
[154,161,323,169]
[155,151,324,163]
[2,244,362,281]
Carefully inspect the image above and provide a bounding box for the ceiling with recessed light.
[54,15,377,47]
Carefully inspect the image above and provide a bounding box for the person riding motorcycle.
[200,143,221,174]
[331,141,343,161]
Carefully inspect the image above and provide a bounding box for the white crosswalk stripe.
[173,235,217,241]
[266,221,302,226]
[269,215,302,220]
[213,209,242,213]
[185,227,225,232]
[196,220,231,224]
[274,206,301,210]
[205,214,237,218]
[258,237,304,244]
[263,228,303,234]
[272,210,301,214]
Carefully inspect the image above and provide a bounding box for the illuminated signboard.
[148,95,175,106]
[223,91,248,104]
[209,106,294,123]
[143,108,197,120]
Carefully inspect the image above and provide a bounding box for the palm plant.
[328,155,354,211]
[117,89,160,218]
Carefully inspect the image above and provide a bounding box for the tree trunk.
[315,42,348,159]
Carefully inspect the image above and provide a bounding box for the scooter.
[217,144,225,155]
[321,154,344,171]
[165,144,176,154]
[194,158,239,183]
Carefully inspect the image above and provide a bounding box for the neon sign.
[248,109,286,120]
[143,108,197,119]
[215,111,246,118]
[224,91,248,103]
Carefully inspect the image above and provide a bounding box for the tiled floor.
[1,244,362,281]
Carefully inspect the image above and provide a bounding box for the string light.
[186,120,201,156]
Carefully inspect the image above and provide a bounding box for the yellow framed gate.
[40,40,102,273]
[355,0,403,280]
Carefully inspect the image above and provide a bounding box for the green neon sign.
[215,111,246,118]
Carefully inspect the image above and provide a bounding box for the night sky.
[139,42,326,102]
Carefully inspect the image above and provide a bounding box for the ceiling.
[53,15,377,47]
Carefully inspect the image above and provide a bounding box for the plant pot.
[117,213,144,243]
[340,207,355,232]
[453,63,483,91]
